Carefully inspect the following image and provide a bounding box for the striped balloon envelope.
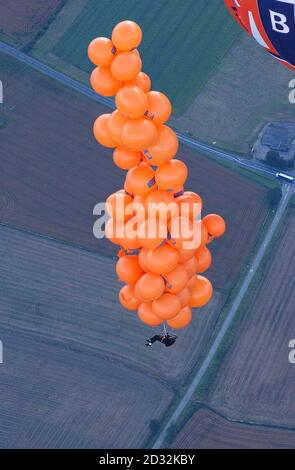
[224,0,295,71]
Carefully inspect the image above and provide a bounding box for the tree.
[266,150,288,170]
[267,187,282,208]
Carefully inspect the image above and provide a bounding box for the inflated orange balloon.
[143,125,178,166]
[105,218,121,245]
[176,191,203,220]
[125,72,151,92]
[167,306,192,329]
[106,190,133,221]
[88,37,116,67]
[178,247,197,264]
[182,256,199,279]
[122,118,158,151]
[195,246,212,273]
[111,51,142,82]
[116,255,143,285]
[90,67,121,96]
[145,243,179,274]
[152,293,181,320]
[116,85,148,119]
[113,147,142,170]
[145,91,172,125]
[112,21,142,52]
[93,114,117,148]
[168,216,193,250]
[107,218,140,250]
[107,110,128,146]
[190,275,213,308]
[138,248,149,272]
[202,214,226,238]
[138,302,162,327]
[177,287,191,308]
[163,264,189,294]
[135,272,165,302]
[187,275,197,291]
[119,284,140,311]
[125,162,156,196]
[137,219,167,249]
[155,160,188,191]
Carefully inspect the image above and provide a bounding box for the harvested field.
[0,328,171,448]
[172,407,295,449]
[209,210,295,427]
[0,53,269,291]
[0,0,65,47]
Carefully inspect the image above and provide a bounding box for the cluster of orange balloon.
[89,20,226,330]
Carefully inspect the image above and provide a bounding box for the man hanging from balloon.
[88,21,226,348]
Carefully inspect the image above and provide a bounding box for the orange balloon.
[125,72,151,92]
[116,255,143,285]
[155,160,188,191]
[182,256,199,279]
[119,284,140,311]
[137,219,167,249]
[107,110,128,146]
[105,218,121,245]
[107,218,140,250]
[202,214,226,238]
[178,247,197,264]
[144,190,178,222]
[152,293,181,320]
[167,306,192,329]
[106,190,133,221]
[163,264,189,294]
[116,85,148,119]
[176,191,203,221]
[90,67,121,96]
[122,118,158,151]
[187,275,197,291]
[145,243,179,274]
[135,272,165,302]
[143,125,179,166]
[125,162,156,196]
[177,287,192,308]
[145,91,172,125]
[111,51,142,82]
[112,21,142,52]
[88,37,116,67]
[168,216,193,250]
[138,248,150,272]
[190,275,213,308]
[195,246,212,273]
[113,147,142,170]
[93,114,117,148]
[138,302,162,327]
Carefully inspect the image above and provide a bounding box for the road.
[153,183,294,449]
[0,40,290,181]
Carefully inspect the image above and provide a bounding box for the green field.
[54,0,240,114]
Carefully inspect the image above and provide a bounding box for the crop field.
[53,0,240,114]
[208,210,295,427]
[0,53,269,293]
[172,407,295,449]
[0,328,171,448]
[0,0,65,47]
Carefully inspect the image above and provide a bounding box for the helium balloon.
[167,306,192,329]
[116,85,148,119]
[137,218,167,249]
[143,125,179,166]
[202,214,226,238]
[176,191,203,220]
[107,110,128,146]
[112,21,142,52]
[152,293,181,320]
[190,275,213,308]
[88,37,116,67]
[106,190,133,221]
[121,118,158,151]
[146,91,172,125]
[224,0,295,71]
[113,147,142,170]
[138,302,162,327]
[144,190,178,222]
[125,162,156,196]
[163,264,189,294]
[125,72,151,92]
[119,284,140,311]
[195,246,212,273]
[116,255,143,285]
[168,216,194,250]
[145,243,179,274]
[181,256,199,279]
[155,159,188,191]
[138,248,150,272]
[90,67,121,96]
[135,272,165,302]
[111,51,142,82]
[177,287,192,308]
[93,114,117,148]
[107,218,140,250]
[105,218,121,245]
[178,247,197,264]
[187,275,197,291]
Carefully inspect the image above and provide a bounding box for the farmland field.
[0,0,65,47]
[208,210,295,427]
[172,407,295,449]
[0,53,269,292]
[0,328,171,448]
[53,0,240,114]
